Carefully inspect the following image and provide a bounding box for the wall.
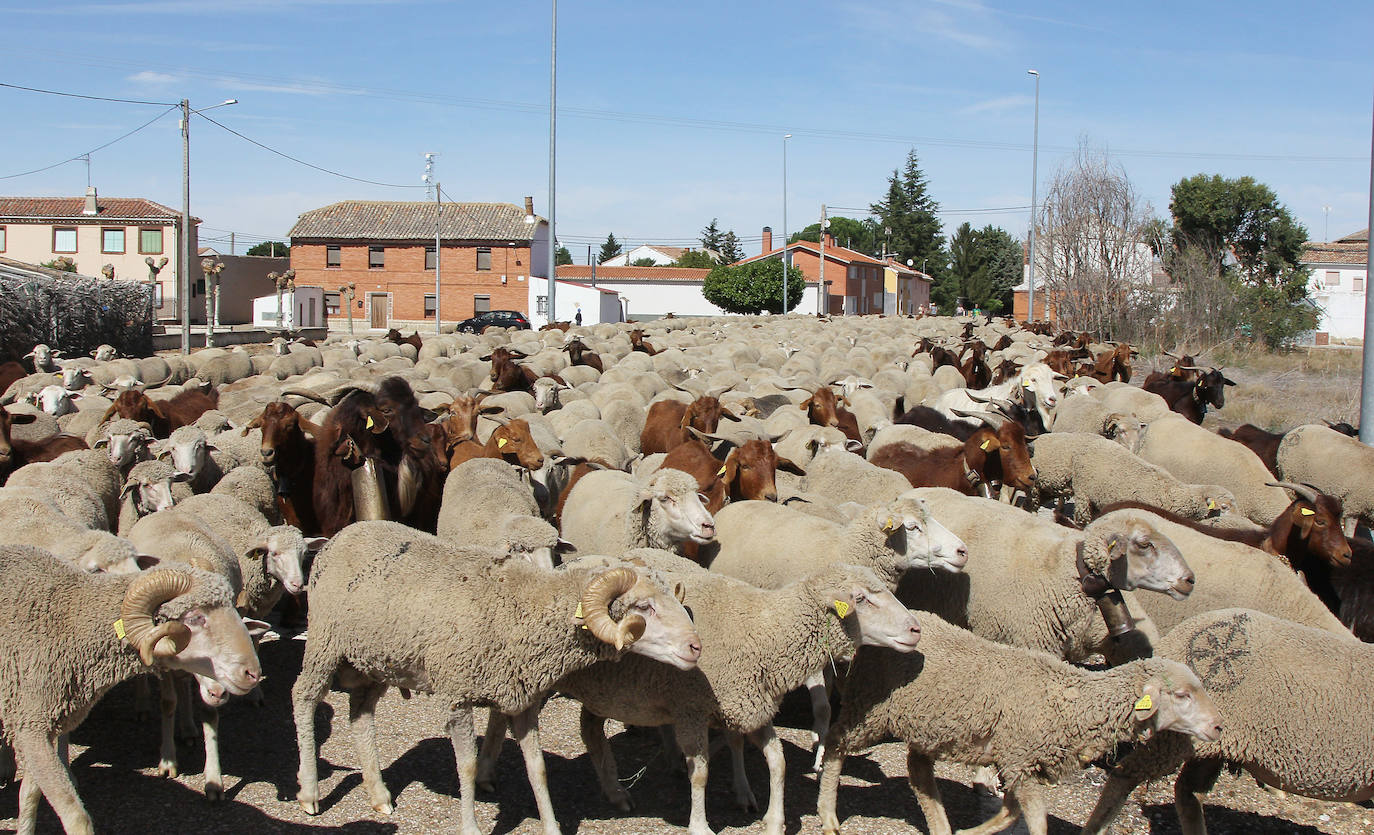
[252,287,325,329]
[1308,263,1369,340]
[214,254,288,324]
[527,280,622,327]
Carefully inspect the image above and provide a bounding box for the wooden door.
[369,294,388,329]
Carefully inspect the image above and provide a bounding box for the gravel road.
[2,630,1369,834]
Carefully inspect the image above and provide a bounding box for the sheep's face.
[828,572,922,652]
[160,433,208,480]
[642,478,716,544]
[31,385,78,417]
[1104,414,1147,453]
[75,534,143,575]
[1103,519,1195,600]
[250,527,323,596]
[125,475,185,516]
[884,499,968,573]
[611,574,701,670]
[1135,665,1221,743]
[99,428,153,471]
[168,608,264,699]
[92,345,118,362]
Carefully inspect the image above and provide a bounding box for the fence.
[0,269,154,362]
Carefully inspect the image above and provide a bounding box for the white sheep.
[0,489,142,574]
[817,613,1220,835]
[1135,414,1289,526]
[437,458,566,567]
[209,465,282,523]
[798,448,912,508]
[560,468,716,557]
[8,448,123,528]
[118,459,192,535]
[89,417,155,475]
[1276,423,1374,531]
[292,521,702,834]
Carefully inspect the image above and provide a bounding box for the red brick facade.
[292,241,534,327]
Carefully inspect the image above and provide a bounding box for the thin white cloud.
[216,79,334,96]
[19,0,412,14]
[960,95,1034,116]
[841,1,1003,51]
[126,71,180,84]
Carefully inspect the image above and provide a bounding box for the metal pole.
[229,232,234,256]
[818,203,826,315]
[782,133,791,314]
[546,0,557,326]
[1359,88,1374,443]
[435,183,442,335]
[1026,70,1040,324]
[180,98,191,354]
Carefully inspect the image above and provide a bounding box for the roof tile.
[0,196,181,220]
[289,200,543,242]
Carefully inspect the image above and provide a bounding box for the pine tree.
[718,230,745,264]
[597,233,623,264]
[700,218,724,254]
[871,149,948,293]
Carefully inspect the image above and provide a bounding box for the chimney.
[83,186,98,216]
[524,196,535,217]
[824,231,836,249]
[762,226,773,253]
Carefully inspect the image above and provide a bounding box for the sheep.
[118,459,192,536]
[1083,608,1374,835]
[1030,432,1236,525]
[898,488,1197,665]
[817,613,1221,835]
[0,473,109,533]
[0,546,261,835]
[559,418,633,471]
[9,448,123,529]
[0,489,142,574]
[89,417,155,474]
[1134,414,1291,526]
[209,465,282,523]
[437,458,565,567]
[798,448,913,508]
[560,468,716,557]
[551,552,922,835]
[1276,423,1374,531]
[292,521,702,834]
[155,424,225,493]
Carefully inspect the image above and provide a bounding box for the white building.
[554,264,821,320]
[1302,229,1369,341]
[599,244,716,267]
[528,277,622,328]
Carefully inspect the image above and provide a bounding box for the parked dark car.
[454,310,531,333]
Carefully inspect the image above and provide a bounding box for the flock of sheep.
[0,313,1372,835]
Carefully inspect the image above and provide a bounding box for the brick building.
[289,198,548,330]
[736,227,929,315]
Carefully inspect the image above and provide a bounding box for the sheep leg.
[1010,784,1048,835]
[1174,758,1222,835]
[1080,773,1140,835]
[292,656,337,815]
[748,724,785,835]
[133,674,155,722]
[202,703,223,801]
[0,739,16,786]
[446,705,484,835]
[16,730,93,835]
[509,704,563,835]
[659,724,686,775]
[906,749,953,835]
[956,787,1022,835]
[347,682,393,814]
[578,707,634,812]
[674,723,714,835]
[804,668,832,772]
[157,671,179,777]
[724,731,757,812]
[177,675,198,744]
[475,708,508,793]
[815,744,845,835]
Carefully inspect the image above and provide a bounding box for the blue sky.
[1,0,1370,260]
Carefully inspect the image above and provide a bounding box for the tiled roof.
[1337,229,1368,243]
[0,196,181,220]
[558,265,711,283]
[737,239,887,266]
[1303,240,1368,266]
[289,200,543,242]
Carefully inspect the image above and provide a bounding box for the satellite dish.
[907,259,914,266]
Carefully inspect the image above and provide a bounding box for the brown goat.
[0,404,87,483]
[0,362,26,399]
[242,400,322,534]
[870,416,1036,499]
[563,339,604,373]
[1217,423,1283,475]
[100,388,219,438]
[629,329,658,355]
[1088,343,1137,383]
[384,328,423,352]
[800,387,863,448]
[446,417,545,472]
[661,438,805,513]
[640,395,740,456]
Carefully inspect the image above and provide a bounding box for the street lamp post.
[546,0,558,326]
[179,98,236,354]
[782,133,792,315]
[1027,70,1040,324]
[1323,205,1332,242]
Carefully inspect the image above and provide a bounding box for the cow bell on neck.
[1096,589,1138,638]
[351,458,391,522]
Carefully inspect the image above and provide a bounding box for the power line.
[0,81,176,107]
[194,111,426,189]
[0,105,178,180]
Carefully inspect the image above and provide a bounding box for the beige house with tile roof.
[1303,229,1369,340]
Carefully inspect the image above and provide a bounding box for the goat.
[1088,343,1137,383]
[0,362,26,399]
[563,338,604,373]
[801,387,863,448]
[446,416,545,473]
[1143,367,1235,424]
[640,394,740,456]
[100,387,220,438]
[0,401,88,483]
[384,328,423,352]
[480,346,554,395]
[1217,423,1283,475]
[629,329,658,355]
[243,400,321,534]
[871,411,1036,500]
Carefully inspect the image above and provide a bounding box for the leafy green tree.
[246,241,290,257]
[555,244,573,266]
[700,218,724,253]
[718,231,745,264]
[703,258,805,314]
[674,250,717,268]
[945,223,1022,314]
[789,216,878,255]
[630,257,659,267]
[597,233,623,264]
[1169,174,1315,346]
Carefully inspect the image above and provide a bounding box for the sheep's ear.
[245,546,269,562]
[555,538,577,554]
[93,437,110,449]
[11,413,36,425]
[242,618,272,639]
[120,482,140,498]
[844,439,863,452]
[478,405,506,415]
[170,471,193,483]
[1133,682,1161,724]
[720,408,741,422]
[305,537,329,552]
[135,554,161,570]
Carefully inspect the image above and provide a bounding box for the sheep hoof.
[810,743,826,774]
[607,790,634,813]
[157,760,178,778]
[1259,782,1287,799]
[477,779,496,794]
[204,781,223,802]
[735,792,759,812]
[373,800,394,815]
[298,797,320,816]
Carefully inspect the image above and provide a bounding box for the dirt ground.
[2,630,1368,835]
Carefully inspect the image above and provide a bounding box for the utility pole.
[229,232,235,256]
[1027,69,1041,324]
[180,98,191,354]
[1359,90,1374,443]
[434,182,442,335]
[781,134,791,315]
[818,204,827,315]
[546,0,558,326]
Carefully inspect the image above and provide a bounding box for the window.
[424,294,437,318]
[475,294,491,314]
[102,227,125,254]
[53,227,77,253]
[326,245,342,267]
[369,246,385,269]
[476,247,492,271]
[138,227,163,254]
[194,278,205,296]
[324,292,341,315]
[425,247,437,270]
[1356,277,1366,293]
[0,226,6,252]
[1326,270,1341,287]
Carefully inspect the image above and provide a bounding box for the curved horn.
[279,387,331,405]
[953,408,1003,429]
[964,391,992,403]
[1267,481,1322,505]
[143,371,174,389]
[120,570,194,665]
[579,567,645,651]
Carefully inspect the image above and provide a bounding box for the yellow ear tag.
[1023,380,1032,388]
[113,619,126,640]
[498,437,509,448]
[1207,499,1216,510]
[717,465,726,476]
[1134,694,1153,711]
[1108,536,1120,550]
[365,415,375,429]
[1300,507,1315,516]
[833,600,851,618]
[979,439,991,450]
[882,516,896,532]
[1171,366,1179,373]
[574,601,589,629]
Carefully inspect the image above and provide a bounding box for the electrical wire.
[0,81,176,107]
[194,111,426,189]
[0,105,179,180]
